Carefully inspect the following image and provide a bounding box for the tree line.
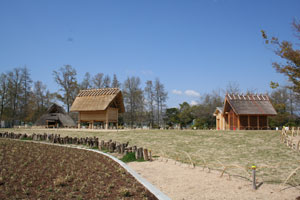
[0,65,168,128]
[0,65,299,129]
[0,67,53,126]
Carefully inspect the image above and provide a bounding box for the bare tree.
[144,80,155,128]
[32,80,55,121]
[33,81,47,112]
[123,76,144,128]
[226,81,241,94]
[92,73,104,88]
[20,66,32,122]
[0,73,8,123]
[80,72,92,90]
[245,88,258,95]
[154,78,168,127]
[103,75,111,88]
[53,65,78,113]
[7,68,24,125]
[111,74,121,88]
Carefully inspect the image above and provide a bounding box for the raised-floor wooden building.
[214,94,277,130]
[70,88,125,129]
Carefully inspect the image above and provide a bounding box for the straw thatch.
[70,88,125,113]
[35,104,76,127]
[224,94,277,115]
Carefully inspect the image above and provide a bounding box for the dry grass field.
[2,128,300,185]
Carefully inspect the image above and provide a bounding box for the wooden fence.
[280,127,300,152]
[0,132,151,161]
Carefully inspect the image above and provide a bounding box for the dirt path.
[128,159,300,200]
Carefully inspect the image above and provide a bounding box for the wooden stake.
[143,149,149,161]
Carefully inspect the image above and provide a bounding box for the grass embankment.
[3,128,300,184]
[0,139,157,200]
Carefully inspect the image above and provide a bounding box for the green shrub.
[120,152,144,163]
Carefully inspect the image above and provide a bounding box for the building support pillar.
[117,110,119,131]
[248,115,250,130]
[237,115,240,130]
[228,114,231,130]
[232,113,236,130]
[105,111,109,130]
[78,112,81,129]
[257,116,260,130]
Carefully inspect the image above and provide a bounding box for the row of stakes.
[0,132,152,161]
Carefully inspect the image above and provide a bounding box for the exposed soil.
[0,139,157,200]
[128,159,300,200]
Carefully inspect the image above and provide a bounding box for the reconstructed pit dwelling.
[70,88,125,129]
[35,103,76,128]
[214,94,277,130]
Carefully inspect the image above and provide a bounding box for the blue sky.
[0,0,299,107]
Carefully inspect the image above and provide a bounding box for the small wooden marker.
[252,165,257,190]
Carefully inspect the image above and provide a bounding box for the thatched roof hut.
[35,103,76,128]
[70,88,125,129]
[214,94,277,130]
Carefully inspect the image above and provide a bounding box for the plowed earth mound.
[0,139,157,200]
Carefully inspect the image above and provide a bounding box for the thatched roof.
[224,94,277,115]
[47,103,66,114]
[70,88,125,113]
[35,104,76,127]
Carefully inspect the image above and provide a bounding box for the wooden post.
[117,110,119,131]
[248,115,250,130]
[143,149,149,161]
[105,110,108,130]
[78,112,81,129]
[233,113,235,130]
[91,120,94,129]
[257,116,259,130]
[237,115,240,130]
[267,117,269,130]
[228,113,231,130]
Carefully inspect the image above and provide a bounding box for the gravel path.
[128,159,300,200]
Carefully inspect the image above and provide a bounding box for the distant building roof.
[35,104,76,127]
[70,88,125,113]
[213,107,223,115]
[47,103,66,114]
[216,107,223,113]
[224,94,277,115]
